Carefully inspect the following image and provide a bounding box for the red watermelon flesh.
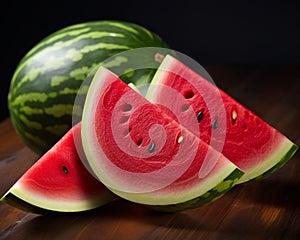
[82,66,243,211]
[146,55,298,183]
[1,123,115,213]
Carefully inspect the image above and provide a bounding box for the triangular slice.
[1,123,115,213]
[81,66,243,212]
[146,55,298,183]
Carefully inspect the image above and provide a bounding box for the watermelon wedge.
[81,66,244,212]
[1,123,115,213]
[146,55,298,183]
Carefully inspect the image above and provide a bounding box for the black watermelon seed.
[212,119,218,129]
[148,142,156,153]
[62,166,68,174]
[196,111,204,121]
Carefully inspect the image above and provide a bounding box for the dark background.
[1,0,299,122]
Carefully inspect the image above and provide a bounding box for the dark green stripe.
[252,143,298,182]
[20,21,164,63]
[1,193,55,214]
[12,41,130,89]
[143,168,244,212]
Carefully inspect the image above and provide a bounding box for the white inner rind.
[237,138,296,183]
[4,183,112,212]
[110,161,238,205]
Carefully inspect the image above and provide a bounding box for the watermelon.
[146,55,298,183]
[8,20,169,155]
[0,123,115,213]
[81,66,244,212]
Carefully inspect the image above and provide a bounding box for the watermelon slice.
[146,55,298,183]
[81,66,244,212]
[1,123,115,213]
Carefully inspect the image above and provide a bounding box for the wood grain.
[0,65,299,240]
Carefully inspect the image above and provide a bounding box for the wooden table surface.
[0,65,299,240]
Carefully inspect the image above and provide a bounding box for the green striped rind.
[237,138,298,184]
[1,179,114,213]
[1,193,58,214]
[143,168,243,212]
[99,164,244,213]
[1,192,112,214]
[251,143,298,182]
[8,20,169,154]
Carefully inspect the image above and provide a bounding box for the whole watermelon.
[8,20,169,155]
